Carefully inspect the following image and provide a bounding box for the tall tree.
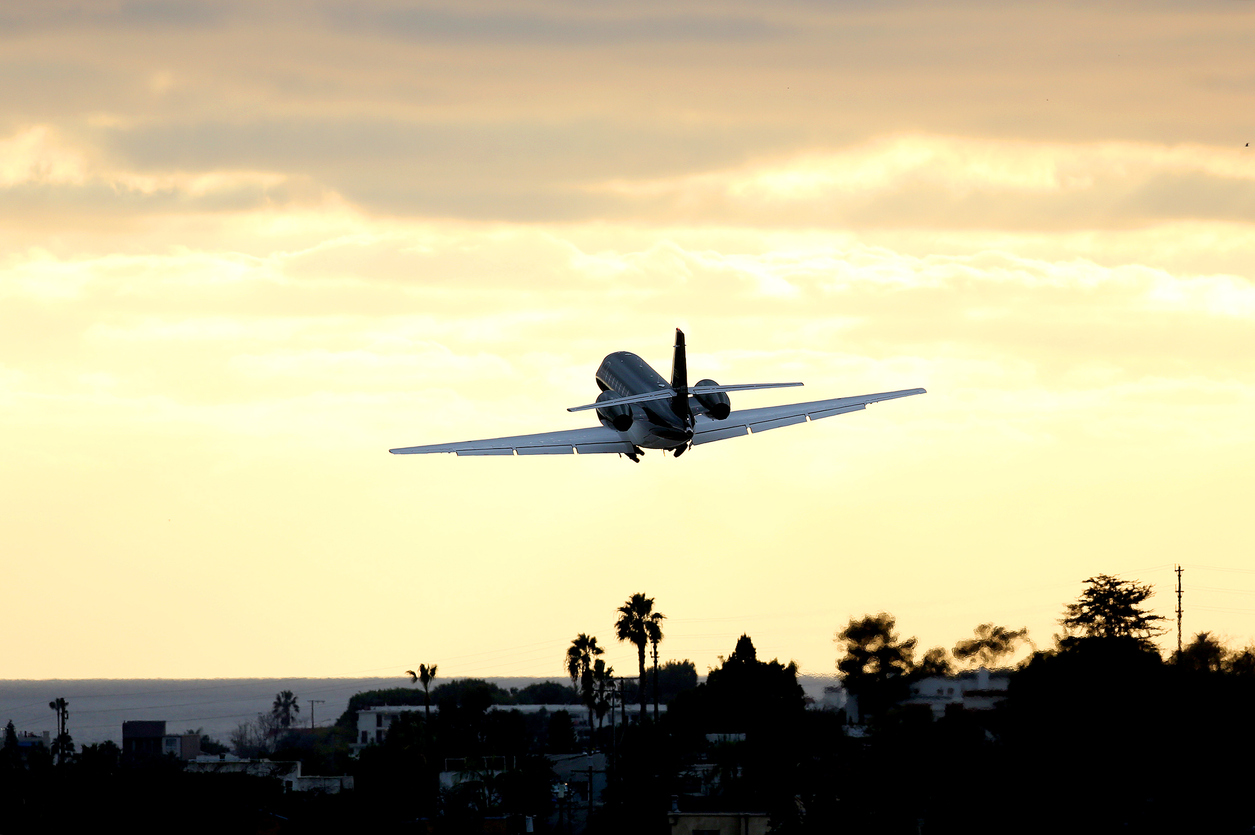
[1,720,18,773]
[1173,632,1227,673]
[835,613,916,722]
[48,698,72,765]
[952,623,1031,669]
[615,592,664,723]
[565,633,603,742]
[407,663,439,720]
[271,690,300,729]
[649,625,665,721]
[591,658,616,736]
[655,659,700,705]
[913,646,955,678]
[1060,575,1167,651]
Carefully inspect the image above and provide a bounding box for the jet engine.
[595,390,634,431]
[692,378,731,420]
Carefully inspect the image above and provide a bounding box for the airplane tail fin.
[671,328,688,390]
[671,328,692,425]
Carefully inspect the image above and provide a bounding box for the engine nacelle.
[595,389,634,432]
[693,378,731,420]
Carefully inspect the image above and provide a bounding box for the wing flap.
[749,413,808,433]
[391,424,628,456]
[692,424,749,446]
[809,404,867,420]
[690,387,926,446]
[517,445,575,455]
[575,441,638,455]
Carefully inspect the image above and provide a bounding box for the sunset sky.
[3,0,1254,681]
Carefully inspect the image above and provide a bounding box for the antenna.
[1175,565,1184,655]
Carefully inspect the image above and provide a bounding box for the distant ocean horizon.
[1,674,842,747]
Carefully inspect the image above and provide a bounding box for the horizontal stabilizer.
[568,381,802,413]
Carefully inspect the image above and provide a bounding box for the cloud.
[5,219,1252,425]
[9,118,1255,231]
[3,0,1255,678]
[323,3,785,46]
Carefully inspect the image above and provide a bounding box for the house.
[352,704,589,751]
[903,668,1010,719]
[14,730,50,751]
[667,811,771,835]
[186,756,354,793]
[121,721,201,760]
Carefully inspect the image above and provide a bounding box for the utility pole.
[651,642,660,723]
[608,681,617,788]
[1175,565,1184,654]
[308,699,325,729]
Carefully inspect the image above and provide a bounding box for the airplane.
[389,329,925,462]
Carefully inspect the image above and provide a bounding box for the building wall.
[904,668,1010,719]
[668,812,770,835]
[352,705,589,750]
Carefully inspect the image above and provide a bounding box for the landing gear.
[625,446,644,463]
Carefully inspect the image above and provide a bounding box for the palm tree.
[406,663,439,720]
[650,630,664,721]
[615,593,665,723]
[565,633,603,743]
[591,658,616,737]
[48,698,71,765]
[271,690,300,729]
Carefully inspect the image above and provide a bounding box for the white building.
[185,757,354,793]
[903,668,1010,719]
[351,704,589,751]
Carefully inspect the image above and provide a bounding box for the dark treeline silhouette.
[335,678,584,728]
[5,576,1255,833]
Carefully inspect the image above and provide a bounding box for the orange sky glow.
[2,0,1254,680]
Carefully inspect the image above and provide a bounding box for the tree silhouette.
[406,663,439,720]
[615,592,664,723]
[1230,645,1255,677]
[271,690,300,729]
[565,633,603,742]
[1,720,19,775]
[913,646,955,678]
[952,623,1031,669]
[649,623,665,722]
[654,659,699,704]
[591,658,616,736]
[666,634,806,818]
[1173,632,1227,673]
[48,698,71,765]
[1060,575,1166,651]
[835,613,916,722]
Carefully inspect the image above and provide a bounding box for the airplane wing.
[691,387,927,446]
[389,424,635,456]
